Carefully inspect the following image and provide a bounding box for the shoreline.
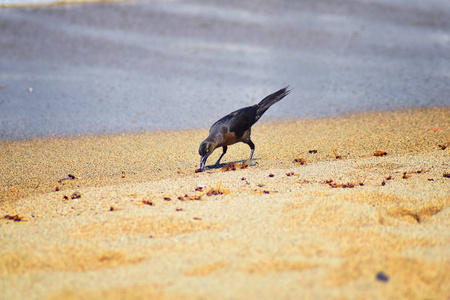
[2,104,449,142]
[1,107,449,299]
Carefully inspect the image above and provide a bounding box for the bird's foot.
[242,160,257,168]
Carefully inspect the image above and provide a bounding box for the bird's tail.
[255,86,290,120]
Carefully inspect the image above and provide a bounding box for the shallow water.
[0,0,449,139]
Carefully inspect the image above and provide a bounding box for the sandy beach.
[1,107,449,299]
[2,0,449,298]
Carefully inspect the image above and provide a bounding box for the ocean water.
[0,0,449,139]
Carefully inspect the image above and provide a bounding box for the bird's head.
[199,140,216,171]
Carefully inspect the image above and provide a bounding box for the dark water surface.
[1,0,449,139]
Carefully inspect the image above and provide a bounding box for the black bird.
[199,86,290,171]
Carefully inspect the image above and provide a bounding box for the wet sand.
[1,0,449,139]
[1,107,449,299]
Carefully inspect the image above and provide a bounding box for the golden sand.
[1,107,449,299]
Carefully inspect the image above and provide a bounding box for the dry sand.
[1,107,449,299]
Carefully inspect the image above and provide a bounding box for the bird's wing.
[227,106,257,138]
[209,105,257,138]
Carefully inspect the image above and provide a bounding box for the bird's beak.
[200,155,209,171]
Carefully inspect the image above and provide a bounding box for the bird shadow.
[205,158,260,170]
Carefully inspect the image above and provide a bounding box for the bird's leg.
[215,146,227,166]
[247,140,255,166]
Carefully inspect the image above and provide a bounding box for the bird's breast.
[221,129,250,146]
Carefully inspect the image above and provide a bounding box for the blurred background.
[0,0,449,139]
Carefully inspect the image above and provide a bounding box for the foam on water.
[0,0,120,7]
